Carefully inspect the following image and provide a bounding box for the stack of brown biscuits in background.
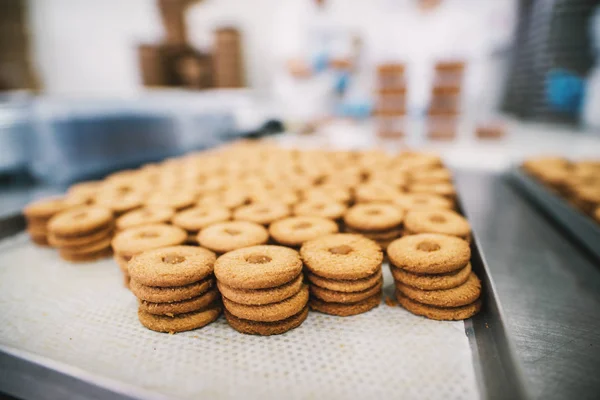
[129,246,221,334]
[343,203,404,249]
[111,224,187,287]
[301,234,384,316]
[387,233,481,320]
[47,206,114,262]
[215,246,309,335]
[23,198,69,246]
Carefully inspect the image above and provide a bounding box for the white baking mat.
[0,233,479,400]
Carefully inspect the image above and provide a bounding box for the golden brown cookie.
[309,292,381,316]
[233,202,291,225]
[387,233,470,274]
[138,288,220,316]
[396,291,481,321]
[196,190,249,209]
[58,246,113,263]
[396,272,481,307]
[128,245,216,287]
[24,197,69,220]
[55,236,112,255]
[130,276,214,303]
[391,262,472,290]
[293,199,347,220]
[214,245,303,290]
[197,221,269,254]
[138,304,221,333]
[48,206,113,238]
[404,209,471,241]
[310,278,382,303]
[300,234,383,280]
[344,226,402,241]
[224,306,308,336]
[172,206,231,232]
[111,224,187,258]
[354,182,402,203]
[303,186,352,204]
[408,182,456,199]
[30,234,50,246]
[116,207,175,230]
[269,216,339,247]
[217,274,303,305]
[144,191,196,210]
[66,181,102,205]
[392,193,453,212]
[95,187,145,214]
[306,270,382,293]
[344,203,404,232]
[222,284,308,322]
[48,224,113,247]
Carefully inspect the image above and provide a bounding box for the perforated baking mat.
[0,233,479,400]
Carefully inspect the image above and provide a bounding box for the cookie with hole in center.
[293,199,347,220]
[214,245,303,290]
[391,193,454,212]
[111,224,187,258]
[387,233,470,274]
[233,202,290,225]
[116,207,175,231]
[172,206,231,233]
[396,272,481,307]
[396,291,481,321]
[224,306,308,336]
[309,292,381,316]
[138,304,222,333]
[344,203,404,232]
[300,234,383,280]
[197,221,269,254]
[128,245,216,287]
[404,209,471,241]
[269,216,339,247]
[48,206,113,239]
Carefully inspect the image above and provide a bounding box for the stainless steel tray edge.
[508,167,600,262]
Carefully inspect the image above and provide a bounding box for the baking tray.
[509,167,600,262]
[0,211,527,400]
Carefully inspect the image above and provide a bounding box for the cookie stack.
[215,246,308,335]
[23,198,70,246]
[129,246,222,333]
[269,216,339,249]
[301,234,383,316]
[404,209,471,242]
[387,233,481,320]
[111,224,188,287]
[343,203,404,250]
[47,206,115,262]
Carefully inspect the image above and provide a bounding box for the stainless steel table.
[456,171,600,400]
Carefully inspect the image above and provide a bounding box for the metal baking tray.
[0,209,527,400]
[509,167,600,262]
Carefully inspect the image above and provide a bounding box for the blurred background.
[1,0,600,188]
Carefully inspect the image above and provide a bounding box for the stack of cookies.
[47,206,115,262]
[215,245,309,335]
[198,221,269,255]
[23,198,70,246]
[129,246,222,333]
[269,216,339,249]
[301,234,383,316]
[404,209,471,242]
[343,203,404,250]
[111,224,188,287]
[387,233,481,320]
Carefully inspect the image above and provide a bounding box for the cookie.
[391,262,472,290]
[172,206,231,232]
[47,206,113,238]
[222,284,308,322]
[55,236,112,255]
[224,306,308,336]
[48,224,113,247]
[138,288,220,316]
[95,187,145,214]
[396,291,481,321]
[269,216,339,247]
[130,276,214,303]
[396,272,481,307]
[344,203,404,232]
[233,202,290,225]
[58,246,113,263]
[217,274,303,305]
[30,234,50,247]
[138,304,222,333]
[309,292,381,316]
[310,278,382,303]
[111,224,187,258]
[197,221,269,254]
[116,207,175,231]
[404,209,471,241]
[354,182,402,203]
[293,199,347,220]
[344,226,402,240]
[24,197,69,220]
[196,190,249,209]
[306,270,382,293]
[300,234,383,280]
[214,245,303,290]
[144,191,196,210]
[66,181,102,204]
[392,193,453,212]
[387,233,470,274]
[303,186,352,204]
[408,182,456,199]
[128,245,216,287]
